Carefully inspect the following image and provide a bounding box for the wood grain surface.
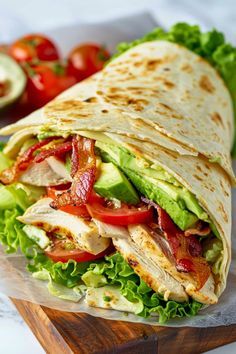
[11,298,236,354]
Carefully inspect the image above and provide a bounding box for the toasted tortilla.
[97,41,235,183]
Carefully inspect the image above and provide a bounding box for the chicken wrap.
[0,23,234,324]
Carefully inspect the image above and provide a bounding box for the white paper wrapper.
[0,13,235,327]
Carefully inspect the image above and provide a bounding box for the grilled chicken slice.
[46,156,72,182]
[127,224,218,304]
[18,197,110,254]
[112,236,188,302]
[93,219,129,239]
[19,158,71,186]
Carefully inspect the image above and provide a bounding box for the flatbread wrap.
[0,23,234,324]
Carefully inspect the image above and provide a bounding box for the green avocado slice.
[94,162,139,205]
[96,142,199,230]
[125,170,197,230]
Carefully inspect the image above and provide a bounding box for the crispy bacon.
[71,136,80,178]
[34,141,72,163]
[50,136,96,209]
[184,221,211,237]
[188,235,202,257]
[0,137,57,185]
[156,206,211,290]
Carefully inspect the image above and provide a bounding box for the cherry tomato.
[26,62,77,108]
[9,34,60,63]
[45,238,113,263]
[47,186,91,219]
[67,43,110,81]
[86,200,153,226]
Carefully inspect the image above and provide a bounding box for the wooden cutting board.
[11,298,236,354]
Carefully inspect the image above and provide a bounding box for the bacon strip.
[184,221,211,237]
[34,141,72,163]
[71,136,80,178]
[50,136,96,209]
[157,206,211,290]
[0,137,57,185]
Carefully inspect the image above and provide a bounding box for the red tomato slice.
[48,186,152,226]
[45,238,113,263]
[86,201,153,226]
[67,43,110,81]
[9,34,60,62]
[59,204,90,218]
[47,186,90,219]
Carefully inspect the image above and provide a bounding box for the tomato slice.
[47,186,90,218]
[86,201,153,226]
[45,238,113,263]
[48,186,152,225]
[60,204,90,218]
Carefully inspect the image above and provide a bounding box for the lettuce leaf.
[33,268,87,302]
[28,255,92,288]
[114,23,236,156]
[83,253,202,324]
[0,207,37,255]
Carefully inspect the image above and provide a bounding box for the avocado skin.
[94,162,139,205]
[98,147,198,230]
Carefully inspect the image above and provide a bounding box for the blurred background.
[1,0,236,43]
[0,1,236,353]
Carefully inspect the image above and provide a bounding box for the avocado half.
[0,53,26,111]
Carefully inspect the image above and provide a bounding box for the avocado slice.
[96,142,199,230]
[96,141,208,217]
[94,162,139,205]
[125,170,197,230]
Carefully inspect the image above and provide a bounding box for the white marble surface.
[0,1,236,353]
[0,294,44,354]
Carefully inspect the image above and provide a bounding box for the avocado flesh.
[96,142,207,231]
[94,162,139,205]
[125,170,197,230]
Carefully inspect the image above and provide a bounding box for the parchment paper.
[0,13,235,327]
